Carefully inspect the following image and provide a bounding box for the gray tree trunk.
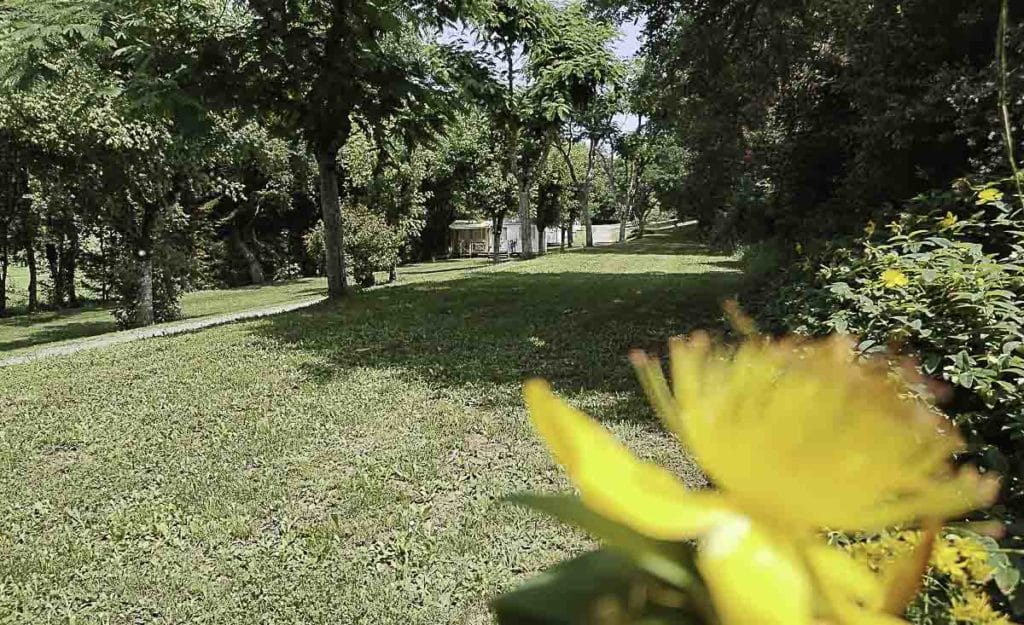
[0,237,6,317]
[136,254,155,327]
[619,218,628,242]
[492,214,504,263]
[317,149,347,298]
[235,228,265,285]
[517,177,533,259]
[25,242,37,311]
[580,183,593,247]
[537,227,547,255]
[67,225,79,306]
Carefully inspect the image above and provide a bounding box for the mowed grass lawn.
[0,232,742,624]
[1,272,326,354]
[1,260,491,356]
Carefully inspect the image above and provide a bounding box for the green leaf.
[491,549,702,625]
[508,494,701,590]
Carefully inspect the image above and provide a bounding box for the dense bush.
[842,529,1018,624]
[305,205,403,288]
[749,184,1024,515]
[111,251,186,327]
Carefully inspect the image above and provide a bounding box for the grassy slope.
[0,233,741,624]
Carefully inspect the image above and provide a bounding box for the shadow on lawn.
[255,259,745,420]
[0,319,117,352]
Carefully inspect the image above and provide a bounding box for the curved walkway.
[0,296,326,368]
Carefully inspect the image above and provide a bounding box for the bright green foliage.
[750,185,1024,519]
[342,203,405,287]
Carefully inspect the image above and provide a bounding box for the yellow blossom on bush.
[939,211,958,228]
[843,530,1011,623]
[949,590,1011,625]
[865,220,877,237]
[881,268,910,288]
[977,188,1004,205]
[524,334,998,625]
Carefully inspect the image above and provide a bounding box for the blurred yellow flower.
[795,242,803,254]
[939,212,958,228]
[977,188,1004,205]
[865,220,877,237]
[524,335,997,625]
[881,268,910,288]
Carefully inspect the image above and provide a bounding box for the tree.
[608,0,1019,244]
[208,115,296,285]
[475,0,618,258]
[236,0,473,298]
[0,0,244,323]
[553,61,623,247]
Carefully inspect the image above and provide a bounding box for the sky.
[612,18,644,60]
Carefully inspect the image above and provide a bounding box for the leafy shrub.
[344,203,402,287]
[303,221,326,276]
[111,252,185,327]
[841,529,1018,624]
[748,184,1024,515]
[304,205,403,288]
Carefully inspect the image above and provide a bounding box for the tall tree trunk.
[0,257,6,317]
[388,264,397,283]
[234,224,265,285]
[45,242,62,307]
[619,218,628,242]
[25,243,37,311]
[133,206,158,327]
[136,253,154,327]
[580,183,593,247]
[537,227,547,255]
[66,225,79,307]
[492,214,504,264]
[560,226,566,251]
[517,176,533,259]
[0,221,7,317]
[317,148,347,298]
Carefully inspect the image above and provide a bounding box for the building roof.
[449,220,491,231]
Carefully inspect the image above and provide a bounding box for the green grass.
[0,278,326,355]
[1,259,495,356]
[0,232,741,624]
[4,264,99,312]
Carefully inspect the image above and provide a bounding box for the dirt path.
[0,297,326,368]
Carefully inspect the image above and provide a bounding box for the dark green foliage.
[617,0,1022,244]
[749,185,1024,516]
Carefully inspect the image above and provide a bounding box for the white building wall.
[491,220,627,254]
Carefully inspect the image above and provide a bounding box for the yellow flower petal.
[977,188,1004,205]
[881,269,909,288]
[643,336,995,532]
[698,516,813,625]
[523,379,729,540]
[807,544,884,609]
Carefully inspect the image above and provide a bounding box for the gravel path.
[0,297,326,368]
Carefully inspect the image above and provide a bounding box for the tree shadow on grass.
[254,266,745,422]
[0,319,117,352]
